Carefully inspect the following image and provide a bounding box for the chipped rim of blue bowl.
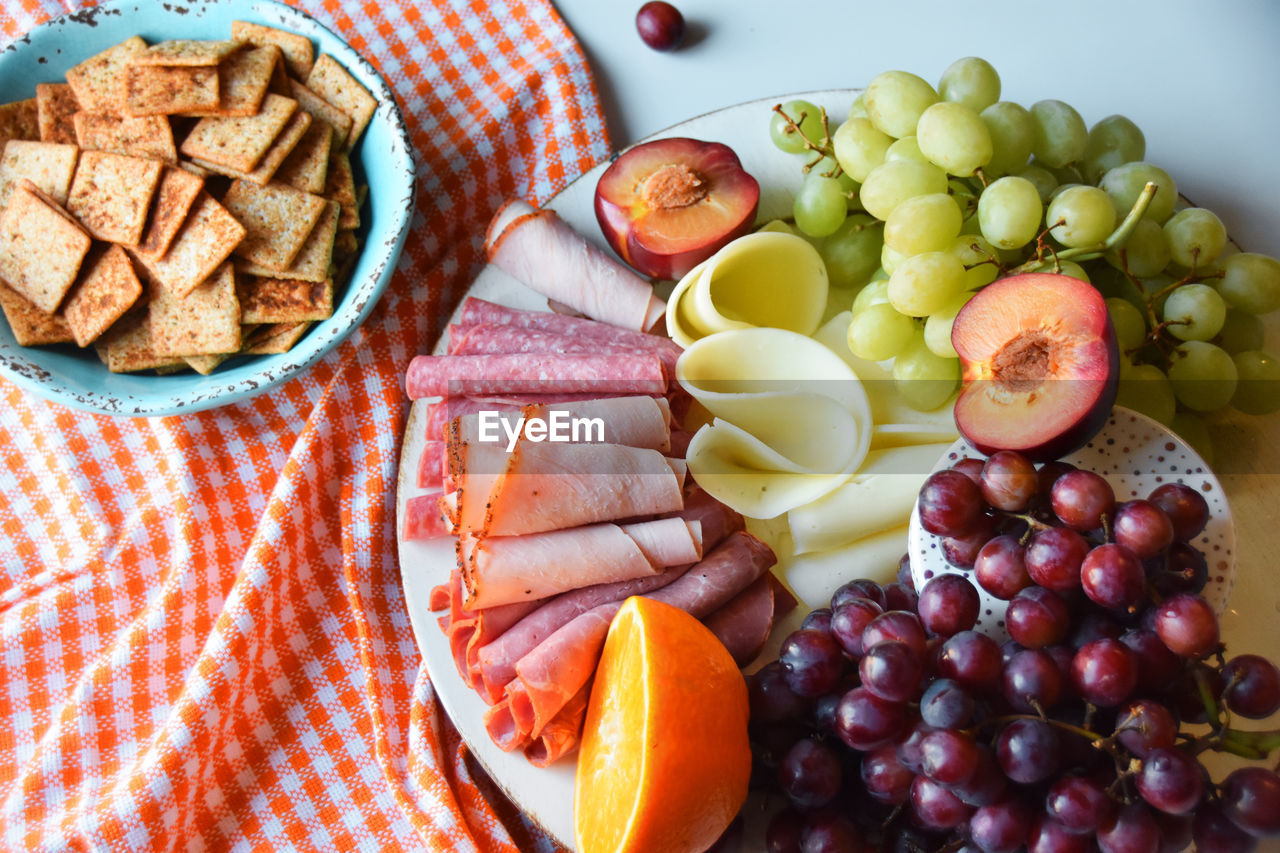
[0,0,416,417]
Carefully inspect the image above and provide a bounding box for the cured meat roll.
[405,353,667,400]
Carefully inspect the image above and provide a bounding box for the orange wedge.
[574,596,751,853]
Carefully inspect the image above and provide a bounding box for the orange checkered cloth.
[0,0,608,849]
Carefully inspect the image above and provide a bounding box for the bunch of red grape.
[750,451,1280,853]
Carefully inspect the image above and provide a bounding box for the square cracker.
[66,150,163,245]
[194,45,280,117]
[237,275,332,324]
[324,149,359,230]
[243,320,309,354]
[124,64,220,116]
[133,40,242,66]
[288,80,351,149]
[0,140,79,210]
[131,192,245,297]
[273,117,332,195]
[222,178,326,271]
[188,109,311,186]
[0,181,92,314]
[73,112,177,162]
[236,199,337,283]
[232,21,315,80]
[36,84,79,145]
[179,93,295,173]
[305,54,376,151]
[97,310,186,373]
[62,244,143,347]
[0,280,75,346]
[0,99,39,149]
[65,36,146,114]
[137,166,205,258]
[149,263,241,356]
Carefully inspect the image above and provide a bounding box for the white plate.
[908,406,1237,636]
[395,89,859,850]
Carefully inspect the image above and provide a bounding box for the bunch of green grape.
[769,57,1280,458]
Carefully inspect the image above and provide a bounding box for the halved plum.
[594,137,760,280]
[951,273,1119,461]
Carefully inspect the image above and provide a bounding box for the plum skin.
[951,274,1120,462]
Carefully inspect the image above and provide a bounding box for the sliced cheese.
[784,524,911,609]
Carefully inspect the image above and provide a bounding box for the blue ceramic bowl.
[0,0,415,416]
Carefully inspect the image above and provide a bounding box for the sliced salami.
[405,353,667,401]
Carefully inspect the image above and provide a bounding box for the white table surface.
[549,0,1280,846]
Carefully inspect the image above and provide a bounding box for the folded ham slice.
[405,353,667,401]
[481,530,775,747]
[484,201,666,331]
[523,681,591,767]
[458,516,704,610]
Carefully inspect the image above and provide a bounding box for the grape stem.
[770,103,841,176]
[1014,181,1159,274]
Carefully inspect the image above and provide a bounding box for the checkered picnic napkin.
[0,0,609,849]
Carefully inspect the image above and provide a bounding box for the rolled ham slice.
[523,681,591,767]
[482,530,776,746]
[458,516,703,609]
[484,201,665,331]
[450,323,678,376]
[405,353,667,401]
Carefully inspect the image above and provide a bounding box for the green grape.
[938,57,1000,112]
[881,243,906,275]
[1099,161,1177,223]
[1045,185,1116,248]
[916,101,993,177]
[1117,362,1176,425]
[1216,307,1265,355]
[848,93,868,120]
[947,179,979,220]
[1053,260,1090,282]
[1230,350,1280,414]
[1013,164,1057,204]
[794,173,848,237]
[811,154,862,210]
[1105,217,1170,278]
[1036,159,1085,188]
[980,102,1035,177]
[1082,114,1145,184]
[864,70,939,138]
[819,214,884,289]
[832,117,894,183]
[885,135,928,164]
[851,277,890,314]
[770,99,824,154]
[1163,208,1227,269]
[1168,340,1238,411]
[1217,252,1280,314]
[947,233,999,289]
[1170,411,1214,465]
[859,159,948,221]
[1106,297,1147,352]
[847,302,916,361]
[1029,100,1088,169]
[893,331,960,410]
[1162,283,1227,342]
[1047,182,1083,202]
[924,290,976,357]
[887,251,967,316]
[884,192,963,255]
[977,176,1043,250]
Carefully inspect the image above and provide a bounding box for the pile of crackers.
[0,21,375,375]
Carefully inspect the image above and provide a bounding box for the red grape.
[1220,766,1280,838]
[1006,586,1071,648]
[1137,746,1205,815]
[1071,637,1138,706]
[834,686,907,751]
[1051,470,1116,530]
[779,629,845,697]
[1027,813,1090,853]
[778,737,843,808]
[996,718,1060,784]
[1113,699,1177,758]
[981,450,1039,511]
[938,630,1003,691]
[919,678,974,728]
[861,610,928,659]
[1081,543,1147,612]
[910,775,972,830]
[831,578,888,610]
[750,661,810,722]
[1152,593,1219,658]
[969,798,1033,853]
[1025,526,1091,592]
[919,469,987,537]
[1098,802,1161,853]
[859,641,924,703]
[1119,628,1183,696]
[634,1,685,51]
[917,573,980,637]
[1191,801,1258,853]
[974,534,1033,599]
[1147,482,1210,541]
[1046,774,1116,834]
[1113,500,1176,559]
[860,743,914,806]
[829,598,883,658]
[1221,653,1280,718]
[1003,648,1065,713]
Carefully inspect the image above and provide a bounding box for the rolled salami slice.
[460,297,682,364]
[449,322,678,376]
[484,201,665,331]
[458,516,703,609]
[405,353,667,401]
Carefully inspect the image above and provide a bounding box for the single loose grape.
[1163,208,1227,269]
[1029,99,1087,168]
[916,101,993,177]
[864,70,939,138]
[978,176,1043,250]
[1082,114,1145,184]
[859,159,948,221]
[635,1,685,51]
[832,116,893,183]
[1100,161,1178,223]
[847,302,916,361]
[888,251,967,317]
[770,99,824,154]
[1216,252,1280,314]
[1046,185,1116,248]
[938,56,1000,112]
[1162,283,1227,342]
[884,192,963,255]
[1231,350,1280,414]
[1168,341,1238,412]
